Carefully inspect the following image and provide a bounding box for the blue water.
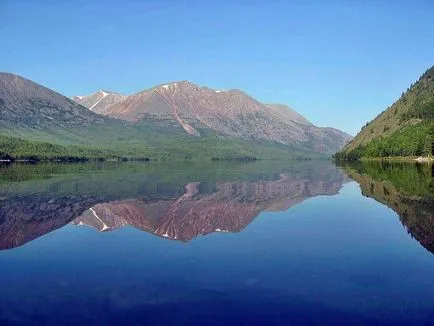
[0,162,432,325]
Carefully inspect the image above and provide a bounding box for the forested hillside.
[336,66,434,160]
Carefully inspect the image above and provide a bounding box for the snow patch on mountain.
[89,92,109,110]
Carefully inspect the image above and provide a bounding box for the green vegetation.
[0,116,327,161]
[341,160,433,199]
[336,66,434,160]
[0,92,331,161]
[341,161,434,253]
[0,135,114,162]
[0,160,340,197]
[334,121,434,160]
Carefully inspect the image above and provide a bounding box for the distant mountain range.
[72,90,126,114]
[72,81,351,152]
[336,66,434,160]
[0,72,351,160]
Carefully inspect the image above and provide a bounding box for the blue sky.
[1,0,433,135]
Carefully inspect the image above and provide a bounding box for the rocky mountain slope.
[72,90,126,114]
[0,72,105,130]
[0,74,292,160]
[0,72,350,159]
[265,103,312,126]
[89,81,352,153]
[337,66,434,159]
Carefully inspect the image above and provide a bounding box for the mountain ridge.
[0,72,105,128]
[0,72,351,160]
[74,80,352,152]
[72,89,126,114]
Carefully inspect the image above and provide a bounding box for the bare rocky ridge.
[86,81,352,153]
[265,103,312,126]
[72,90,126,114]
[0,73,105,129]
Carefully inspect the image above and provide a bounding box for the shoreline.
[359,156,434,163]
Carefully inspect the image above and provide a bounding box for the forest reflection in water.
[340,161,434,253]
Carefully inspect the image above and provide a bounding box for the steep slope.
[337,66,434,159]
[100,81,352,153]
[72,90,126,114]
[0,72,105,129]
[265,103,312,126]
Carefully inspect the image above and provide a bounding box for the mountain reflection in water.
[72,175,344,241]
[0,161,346,249]
[1,161,433,255]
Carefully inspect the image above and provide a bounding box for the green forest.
[336,66,434,160]
[334,121,434,160]
[0,133,321,162]
[342,160,434,198]
[0,135,115,162]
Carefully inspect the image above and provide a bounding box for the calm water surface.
[0,161,433,325]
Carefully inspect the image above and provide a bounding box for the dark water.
[0,161,433,326]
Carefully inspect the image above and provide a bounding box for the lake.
[0,160,433,325]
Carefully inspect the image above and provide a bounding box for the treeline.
[0,134,267,162]
[0,135,151,162]
[335,121,434,160]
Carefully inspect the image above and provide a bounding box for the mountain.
[91,81,352,153]
[0,72,350,160]
[72,90,126,114]
[265,103,312,126]
[336,66,434,159]
[0,72,105,130]
[0,73,286,160]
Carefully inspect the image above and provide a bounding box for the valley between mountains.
[0,73,352,161]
